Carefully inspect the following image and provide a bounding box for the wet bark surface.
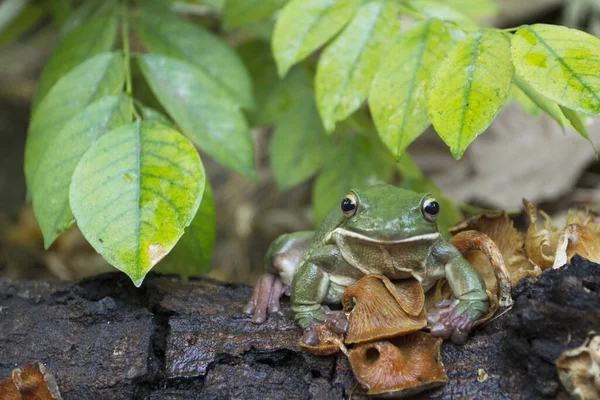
[0,256,598,399]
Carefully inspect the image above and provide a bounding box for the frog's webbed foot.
[243,273,290,324]
[427,299,483,344]
[301,310,349,346]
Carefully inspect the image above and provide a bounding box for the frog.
[244,184,489,345]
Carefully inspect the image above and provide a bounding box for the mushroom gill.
[347,332,447,397]
[342,274,426,344]
[523,199,560,269]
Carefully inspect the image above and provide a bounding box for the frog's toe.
[324,310,349,334]
[302,325,321,347]
[244,273,275,324]
[267,277,285,314]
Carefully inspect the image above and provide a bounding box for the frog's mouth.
[325,228,441,244]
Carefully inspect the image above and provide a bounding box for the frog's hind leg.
[244,231,313,324]
[244,273,286,323]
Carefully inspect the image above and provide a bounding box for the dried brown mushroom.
[524,199,560,269]
[448,230,513,308]
[0,361,62,400]
[300,323,347,356]
[553,209,600,268]
[342,274,426,344]
[450,212,538,286]
[348,332,447,397]
[556,334,600,400]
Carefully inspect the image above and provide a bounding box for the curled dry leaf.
[556,334,600,400]
[448,230,512,307]
[523,199,560,269]
[342,274,426,344]
[553,209,600,269]
[299,323,347,356]
[347,332,447,397]
[0,361,62,400]
[450,212,538,286]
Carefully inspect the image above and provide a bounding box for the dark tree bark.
[1,256,598,399]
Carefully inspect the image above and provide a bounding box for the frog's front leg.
[428,250,489,344]
[291,245,349,345]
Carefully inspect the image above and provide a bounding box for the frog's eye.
[422,198,440,222]
[341,194,358,217]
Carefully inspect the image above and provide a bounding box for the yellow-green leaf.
[25,52,125,190]
[514,75,565,130]
[408,0,478,28]
[316,0,399,132]
[272,0,359,77]
[223,0,287,29]
[442,0,499,19]
[370,18,451,159]
[70,120,205,286]
[428,29,514,159]
[511,24,600,116]
[155,181,216,279]
[560,105,597,154]
[32,95,133,248]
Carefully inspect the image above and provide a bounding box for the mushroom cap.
[348,332,447,397]
[450,211,537,286]
[342,274,426,344]
[553,209,600,268]
[448,230,513,308]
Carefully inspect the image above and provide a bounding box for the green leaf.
[137,54,256,179]
[70,120,205,287]
[270,93,327,190]
[370,18,451,159]
[32,95,133,248]
[313,134,394,224]
[428,28,514,159]
[223,0,287,28]
[25,52,126,190]
[139,105,175,128]
[511,24,600,116]
[316,0,400,132]
[32,14,118,110]
[514,75,565,130]
[511,83,542,116]
[60,0,117,37]
[0,3,45,48]
[560,105,597,154]
[237,40,310,126]
[272,0,360,77]
[135,10,254,109]
[155,181,216,278]
[49,0,71,27]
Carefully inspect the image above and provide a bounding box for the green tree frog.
[244,185,489,344]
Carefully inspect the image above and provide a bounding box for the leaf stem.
[499,27,519,32]
[122,1,132,96]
